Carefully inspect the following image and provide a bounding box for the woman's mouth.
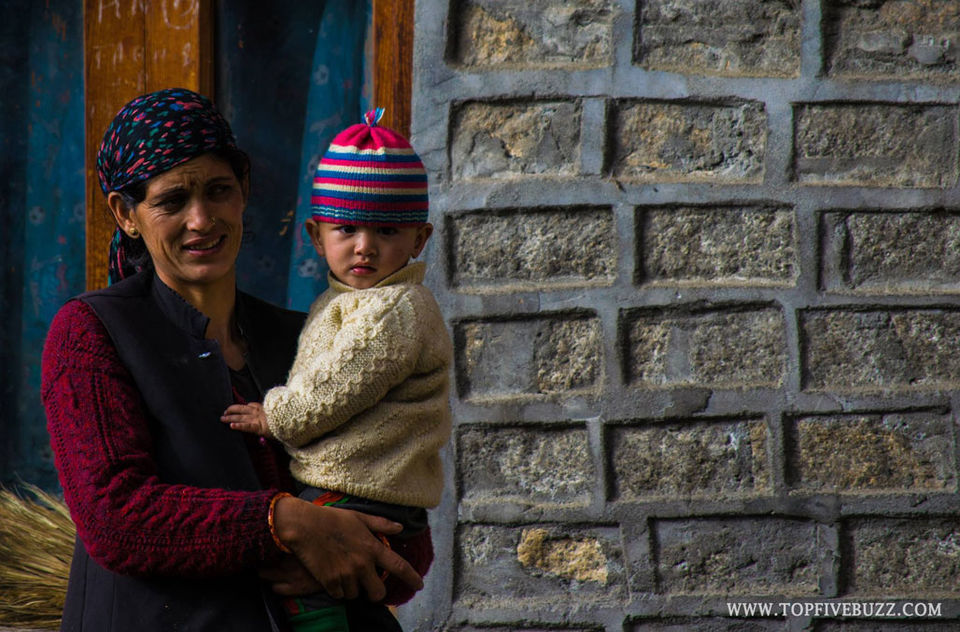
[183,234,226,255]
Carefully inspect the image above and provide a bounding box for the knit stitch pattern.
[263,262,452,508]
[310,116,429,226]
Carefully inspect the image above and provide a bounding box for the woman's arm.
[42,300,284,577]
[43,300,423,600]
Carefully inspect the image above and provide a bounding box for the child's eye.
[336,225,357,234]
[377,227,398,236]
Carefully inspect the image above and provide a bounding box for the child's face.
[305,220,433,289]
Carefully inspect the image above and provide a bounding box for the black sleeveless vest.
[60,271,305,632]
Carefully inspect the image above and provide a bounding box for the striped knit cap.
[311,108,428,226]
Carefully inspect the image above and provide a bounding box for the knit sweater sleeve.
[263,288,421,448]
[41,300,284,578]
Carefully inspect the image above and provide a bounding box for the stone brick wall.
[404,0,960,630]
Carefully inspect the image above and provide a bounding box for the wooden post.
[84,0,213,290]
[373,0,414,137]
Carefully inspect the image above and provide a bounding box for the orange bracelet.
[268,492,293,553]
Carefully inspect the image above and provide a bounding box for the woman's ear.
[106,192,140,238]
[411,223,434,258]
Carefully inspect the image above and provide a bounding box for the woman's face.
[109,153,247,295]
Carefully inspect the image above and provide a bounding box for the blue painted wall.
[218,1,370,311]
[1,0,85,490]
[1,2,371,489]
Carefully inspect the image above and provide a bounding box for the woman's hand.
[221,402,273,437]
[272,495,424,602]
[259,555,323,596]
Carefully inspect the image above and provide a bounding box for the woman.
[41,88,421,631]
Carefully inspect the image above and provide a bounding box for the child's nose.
[355,232,377,255]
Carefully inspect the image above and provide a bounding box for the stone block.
[815,621,956,631]
[456,313,603,402]
[629,620,782,632]
[654,517,820,595]
[450,0,617,69]
[455,524,626,608]
[824,0,960,81]
[640,205,797,286]
[458,425,595,505]
[610,419,770,500]
[455,627,600,632]
[801,308,960,392]
[451,101,582,180]
[794,103,958,188]
[608,99,766,183]
[449,207,616,292]
[844,519,960,596]
[636,0,802,77]
[787,412,955,493]
[822,211,960,294]
[622,304,786,389]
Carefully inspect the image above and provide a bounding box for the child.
[222,109,451,632]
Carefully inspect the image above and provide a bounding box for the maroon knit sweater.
[42,299,429,603]
[42,299,289,577]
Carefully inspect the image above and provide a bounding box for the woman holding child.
[41,88,423,631]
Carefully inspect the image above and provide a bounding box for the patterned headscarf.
[97,88,242,283]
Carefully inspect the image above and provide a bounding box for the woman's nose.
[185,199,217,231]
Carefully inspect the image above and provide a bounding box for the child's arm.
[262,290,422,448]
[221,402,273,438]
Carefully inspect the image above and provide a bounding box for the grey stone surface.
[610,418,769,499]
[637,0,802,77]
[822,211,960,294]
[609,99,766,183]
[815,621,959,631]
[786,412,955,493]
[449,206,616,292]
[458,424,595,506]
[450,100,582,180]
[406,0,960,628]
[628,619,783,632]
[794,103,958,188]
[455,313,602,401]
[449,0,617,69]
[844,519,960,596]
[639,205,797,286]
[654,517,821,596]
[455,523,626,609]
[801,309,960,391]
[824,0,960,81]
[623,304,786,389]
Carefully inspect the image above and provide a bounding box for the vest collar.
[148,273,212,339]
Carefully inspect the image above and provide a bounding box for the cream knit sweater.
[262,262,452,508]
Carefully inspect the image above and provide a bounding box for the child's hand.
[221,402,273,438]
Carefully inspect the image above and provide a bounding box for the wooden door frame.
[84,0,412,290]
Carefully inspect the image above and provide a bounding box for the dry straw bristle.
[0,485,74,630]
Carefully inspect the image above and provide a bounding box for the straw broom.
[0,485,73,630]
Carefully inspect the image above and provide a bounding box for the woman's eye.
[208,184,233,198]
[154,196,185,211]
